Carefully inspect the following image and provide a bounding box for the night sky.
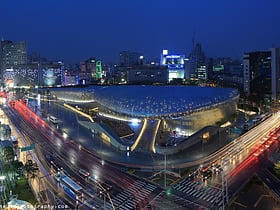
[1,0,280,64]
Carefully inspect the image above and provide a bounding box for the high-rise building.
[85,57,96,81]
[119,51,143,67]
[113,51,144,84]
[0,40,27,68]
[243,50,278,102]
[1,40,27,83]
[243,51,271,98]
[2,61,63,87]
[187,43,206,79]
[271,48,280,101]
[160,50,185,81]
[84,57,104,82]
[27,52,41,64]
[197,65,207,79]
[127,66,168,84]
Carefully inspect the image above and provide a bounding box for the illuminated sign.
[161,51,185,81]
[166,55,181,59]
[162,50,168,55]
[163,55,184,66]
[96,60,102,80]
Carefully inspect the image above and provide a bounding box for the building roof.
[93,85,239,117]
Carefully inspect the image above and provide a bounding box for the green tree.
[274,161,280,178]
[24,160,39,178]
[3,146,14,162]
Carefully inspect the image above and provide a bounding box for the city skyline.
[1,0,280,64]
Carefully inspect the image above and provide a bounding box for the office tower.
[1,40,27,69]
[271,48,280,101]
[160,50,185,82]
[1,40,27,83]
[187,43,206,79]
[85,57,96,81]
[84,57,104,82]
[197,65,207,79]
[119,51,143,67]
[243,51,272,102]
[27,52,41,64]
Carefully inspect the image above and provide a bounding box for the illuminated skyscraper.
[187,43,206,79]
[0,40,27,68]
[0,40,27,82]
[243,51,272,102]
[271,48,280,101]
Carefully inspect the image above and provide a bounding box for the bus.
[59,175,83,200]
[49,116,58,124]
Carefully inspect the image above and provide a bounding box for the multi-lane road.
[171,112,280,209]
[4,98,280,209]
[5,100,170,209]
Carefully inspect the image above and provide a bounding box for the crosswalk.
[172,177,224,208]
[106,180,157,210]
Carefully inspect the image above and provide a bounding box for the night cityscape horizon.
[1,1,280,64]
[0,1,280,210]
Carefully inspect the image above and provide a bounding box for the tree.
[3,146,14,162]
[24,160,39,178]
[13,160,24,177]
[274,161,280,178]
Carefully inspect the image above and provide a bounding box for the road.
[170,115,280,209]
[6,99,280,209]
[5,100,179,209]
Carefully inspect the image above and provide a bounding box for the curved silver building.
[48,85,239,152]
